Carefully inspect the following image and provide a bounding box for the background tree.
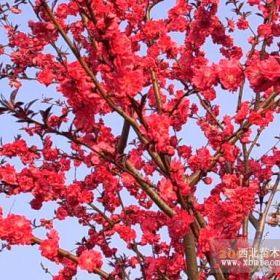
[0,0,280,279]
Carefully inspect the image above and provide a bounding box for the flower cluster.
[0,211,33,245]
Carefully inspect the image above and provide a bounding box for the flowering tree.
[0,0,280,279]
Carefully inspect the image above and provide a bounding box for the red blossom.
[144,113,173,154]
[216,59,244,91]
[192,65,217,90]
[248,110,274,127]
[78,250,103,272]
[258,24,273,37]
[221,143,240,162]
[0,212,33,245]
[188,147,213,172]
[37,69,54,86]
[245,55,280,92]
[39,230,59,260]
[168,210,193,240]
[10,6,22,14]
[114,224,136,243]
[158,178,177,203]
[235,102,250,123]
[248,0,260,5]
[0,139,39,164]
[237,18,249,30]
[0,164,17,185]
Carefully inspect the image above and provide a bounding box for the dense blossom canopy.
[0,0,280,279]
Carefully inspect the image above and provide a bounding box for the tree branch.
[41,2,169,175]
[32,236,112,279]
[124,161,174,217]
[183,231,199,280]
[117,120,131,154]
[253,175,280,250]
